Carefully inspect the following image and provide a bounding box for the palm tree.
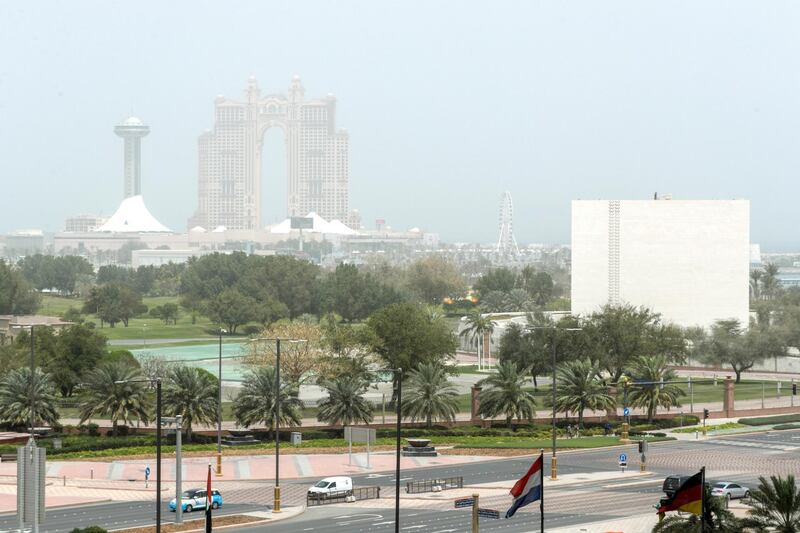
[0,368,60,428]
[627,354,685,423]
[233,366,303,437]
[163,366,218,443]
[402,362,460,428]
[460,310,496,369]
[504,289,533,312]
[762,263,782,301]
[653,484,742,532]
[477,361,536,428]
[750,269,763,301]
[554,359,615,428]
[79,362,151,436]
[741,475,800,533]
[316,375,373,426]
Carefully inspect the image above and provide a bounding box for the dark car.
[662,475,692,498]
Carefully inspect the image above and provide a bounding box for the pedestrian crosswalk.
[709,439,798,452]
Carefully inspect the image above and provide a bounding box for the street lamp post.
[247,337,307,513]
[216,329,226,476]
[116,378,162,533]
[28,325,35,442]
[526,324,582,481]
[376,368,403,533]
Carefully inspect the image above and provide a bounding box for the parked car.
[662,475,692,498]
[169,488,223,512]
[308,476,353,499]
[711,482,750,501]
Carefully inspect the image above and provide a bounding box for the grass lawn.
[7,434,674,460]
[39,294,83,316]
[452,435,674,450]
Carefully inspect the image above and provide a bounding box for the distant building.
[65,214,107,233]
[190,76,351,231]
[114,116,150,199]
[571,198,750,329]
[4,230,44,257]
[0,315,73,345]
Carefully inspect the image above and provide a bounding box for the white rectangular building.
[571,199,750,329]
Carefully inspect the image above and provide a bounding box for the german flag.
[657,469,703,516]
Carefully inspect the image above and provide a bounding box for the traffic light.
[703,408,710,420]
[638,441,644,453]
[793,383,797,396]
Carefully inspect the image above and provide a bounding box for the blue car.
[169,488,223,512]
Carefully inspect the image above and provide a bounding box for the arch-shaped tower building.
[190,76,350,230]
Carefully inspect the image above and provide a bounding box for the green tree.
[233,366,303,436]
[316,376,373,426]
[498,322,549,389]
[741,475,800,533]
[477,361,537,428]
[402,362,460,428]
[149,303,179,325]
[583,305,686,382]
[0,259,40,314]
[554,359,615,428]
[205,289,257,334]
[699,320,786,383]
[321,263,401,321]
[163,366,218,443]
[627,355,685,423]
[526,272,555,306]
[404,256,465,305]
[474,267,517,296]
[79,362,151,436]
[45,324,108,397]
[367,303,458,401]
[0,368,60,428]
[317,315,377,383]
[82,284,145,328]
[750,269,763,301]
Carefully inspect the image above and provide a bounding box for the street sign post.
[145,466,151,488]
[477,509,500,519]
[344,426,377,468]
[455,497,475,508]
[619,453,628,472]
[623,407,630,417]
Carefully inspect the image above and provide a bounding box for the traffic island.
[110,507,305,533]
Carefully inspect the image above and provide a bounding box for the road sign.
[344,427,376,444]
[145,466,151,479]
[623,407,630,417]
[455,497,475,508]
[619,453,627,463]
[477,508,500,519]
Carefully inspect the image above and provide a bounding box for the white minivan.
[308,476,353,499]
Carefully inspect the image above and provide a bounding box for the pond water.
[131,343,249,380]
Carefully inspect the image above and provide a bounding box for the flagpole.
[700,466,706,533]
[540,449,544,533]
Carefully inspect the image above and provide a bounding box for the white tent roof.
[269,212,358,235]
[94,196,171,233]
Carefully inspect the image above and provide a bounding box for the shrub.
[772,423,800,431]
[79,423,101,437]
[70,526,107,533]
[739,414,800,426]
[106,425,130,437]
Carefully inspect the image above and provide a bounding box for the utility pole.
[471,493,479,533]
[216,329,225,476]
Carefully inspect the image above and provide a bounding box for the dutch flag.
[505,452,543,519]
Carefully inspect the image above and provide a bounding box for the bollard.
[90,468,94,480]
[63,475,66,486]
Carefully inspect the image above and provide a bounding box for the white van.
[308,476,353,499]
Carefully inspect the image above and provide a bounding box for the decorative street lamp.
[216,328,226,476]
[526,323,582,481]
[116,378,162,533]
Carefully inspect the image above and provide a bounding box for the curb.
[108,507,306,533]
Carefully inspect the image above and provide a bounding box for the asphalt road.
[4,429,799,533]
[0,501,261,533]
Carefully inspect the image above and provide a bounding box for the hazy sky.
[1,1,799,249]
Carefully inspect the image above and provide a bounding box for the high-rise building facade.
[114,116,150,198]
[190,76,351,230]
[571,198,750,328]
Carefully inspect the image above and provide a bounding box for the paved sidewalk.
[548,512,659,532]
[0,452,498,483]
